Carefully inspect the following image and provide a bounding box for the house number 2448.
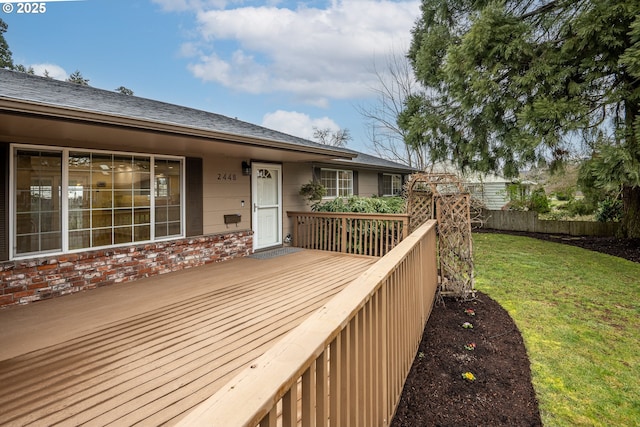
[217,173,237,181]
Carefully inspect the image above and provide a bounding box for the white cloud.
[30,64,67,80]
[262,110,340,140]
[182,0,420,105]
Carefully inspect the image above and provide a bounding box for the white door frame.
[251,162,283,251]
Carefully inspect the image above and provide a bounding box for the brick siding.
[0,231,253,307]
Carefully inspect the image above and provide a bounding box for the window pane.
[155,207,167,222]
[69,210,91,230]
[134,225,150,242]
[41,232,62,251]
[321,170,337,197]
[392,175,402,195]
[133,190,151,207]
[337,171,353,197]
[114,191,133,208]
[114,209,133,226]
[114,226,132,244]
[382,175,392,195]
[92,190,113,209]
[155,158,182,239]
[134,208,150,225]
[92,209,112,228]
[168,222,181,236]
[69,230,90,250]
[92,228,112,247]
[167,205,181,222]
[16,234,39,254]
[155,223,167,238]
[14,150,62,255]
[16,213,36,234]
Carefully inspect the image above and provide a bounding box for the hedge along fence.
[481,209,620,237]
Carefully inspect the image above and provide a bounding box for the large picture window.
[320,169,353,198]
[13,146,183,258]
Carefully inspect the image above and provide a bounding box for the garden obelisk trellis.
[407,173,475,299]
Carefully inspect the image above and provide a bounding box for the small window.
[321,169,353,198]
[382,174,403,196]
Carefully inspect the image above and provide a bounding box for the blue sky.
[3,0,420,153]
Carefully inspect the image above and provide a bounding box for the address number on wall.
[217,173,238,181]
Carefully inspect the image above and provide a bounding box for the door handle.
[254,203,257,212]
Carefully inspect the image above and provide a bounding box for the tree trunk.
[621,185,640,239]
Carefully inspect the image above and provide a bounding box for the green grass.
[473,233,640,427]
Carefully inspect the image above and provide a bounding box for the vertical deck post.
[341,217,347,253]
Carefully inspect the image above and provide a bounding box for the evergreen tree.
[0,18,14,70]
[13,64,34,74]
[406,0,640,238]
[67,70,90,86]
[115,86,134,95]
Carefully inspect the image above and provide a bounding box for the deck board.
[0,250,377,426]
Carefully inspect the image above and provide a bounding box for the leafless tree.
[312,127,351,147]
[357,48,429,170]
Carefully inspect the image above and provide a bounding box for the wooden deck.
[0,249,377,426]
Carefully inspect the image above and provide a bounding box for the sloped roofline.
[0,69,354,159]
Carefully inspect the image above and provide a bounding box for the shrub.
[528,188,551,214]
[554,187,575,201]
[595,198,623,222]
[566,199,596,217]
[314,196,405,214]
[299,181,326,209]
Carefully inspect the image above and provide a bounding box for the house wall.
[469,182,509,210]
[283,162,312,239]
[202,154,252,234]
[358,170,381,197]
[482,182,509,210]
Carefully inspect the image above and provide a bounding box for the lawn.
[473,233,640,427]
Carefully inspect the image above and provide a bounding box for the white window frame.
[9,144,185,260]
[320,168,354,198]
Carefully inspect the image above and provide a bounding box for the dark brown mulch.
[391,231,640,426]
[391,292,542,427]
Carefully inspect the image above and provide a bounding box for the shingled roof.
[0,69,352,157]
[1,69,417,172]
[329,150,415,173]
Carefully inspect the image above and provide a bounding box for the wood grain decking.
[0,250,377,426]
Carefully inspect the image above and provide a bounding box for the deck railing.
[287,211,411,257]
[176,220,438,427]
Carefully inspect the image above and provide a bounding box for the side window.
[320,169,353,198]
[382,174,402,196]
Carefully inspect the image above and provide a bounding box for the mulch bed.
[391,292,542,427]
[391,230,640,426]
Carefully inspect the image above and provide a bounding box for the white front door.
[252,163,282,250]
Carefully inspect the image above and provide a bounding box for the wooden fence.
[175,220,439,427]
[287,211,410,257]
[482,209,620,236]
